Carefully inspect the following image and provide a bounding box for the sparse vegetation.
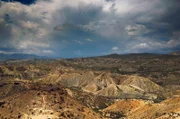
[0,53,179,119]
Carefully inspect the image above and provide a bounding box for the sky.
[0,0,179,58]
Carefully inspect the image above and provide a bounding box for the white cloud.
[112,46,119,51]
[167,40,179,47]
[126,40,175,53]
[125,24,150,36]
[74,40,83,44]
[86,38,93,42]
[133,43,149,49]
[167,31,180,47]
[19,40,49,49]
[42,50,53,54]
[19,20,39,29]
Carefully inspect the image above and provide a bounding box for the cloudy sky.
[0,0,179,58]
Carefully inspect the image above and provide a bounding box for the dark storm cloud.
[140,0,180,35]
[0,47,18,52]
[1,0,36,5]
[118,0,180,54]
[158,0,180,31]
[0,0,179,57]
[60,5,102,25]
[0,19,13,47]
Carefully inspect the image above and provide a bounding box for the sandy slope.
[103,97,180,119]
[59,71,163,99]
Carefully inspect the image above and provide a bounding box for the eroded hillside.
[0,53,179,119]
[0,82,103,119]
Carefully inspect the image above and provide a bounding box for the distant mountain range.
[101,52,180,59]
[101,53,159,58]
[0,53,47,61]
[0,51,179,61]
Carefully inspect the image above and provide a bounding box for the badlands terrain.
[0,53,180,119]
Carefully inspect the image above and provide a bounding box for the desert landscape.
[0,52,180,119]
[0,0,180,118]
